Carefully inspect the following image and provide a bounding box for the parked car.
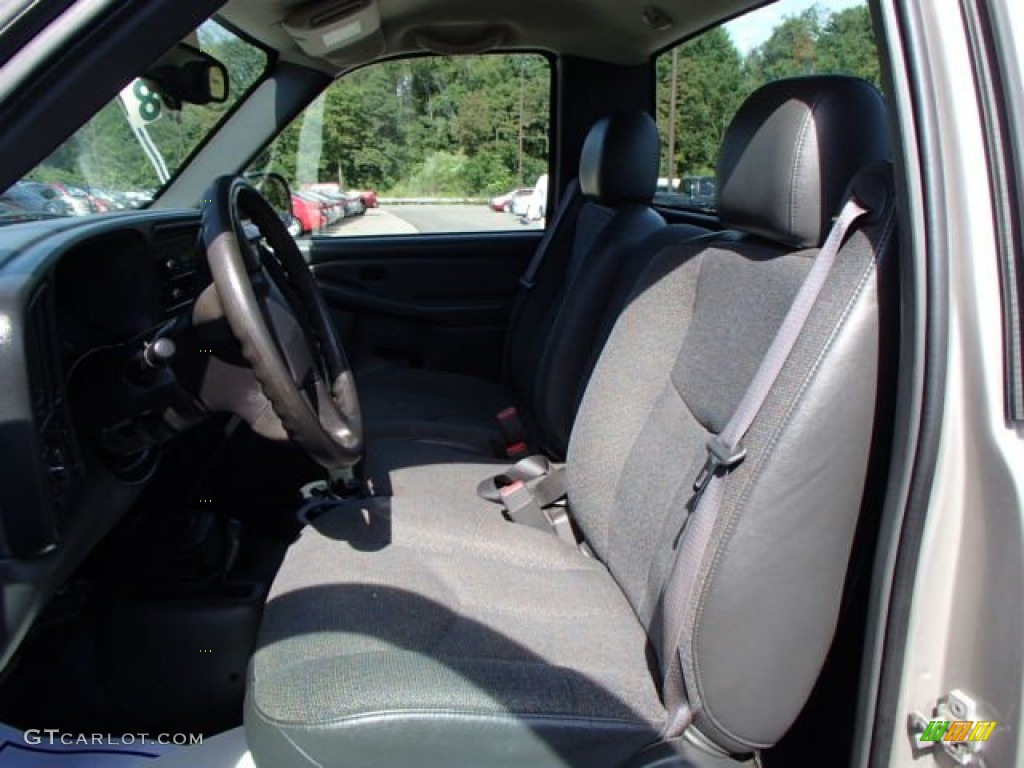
[655,176,679,193]
[304,189,344,224]
[291,191,325,233]
[281,211,303,238]
[490,187,533,212]
[352,189,378,208]
[0,180,72,216]
[510,190,532,216]
[48,182,95,215]
[342,192,366,217]
[0,198,59,226]
[678,175,715,210]
[87,188,130,212]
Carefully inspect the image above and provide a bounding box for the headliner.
[219,0,765,72]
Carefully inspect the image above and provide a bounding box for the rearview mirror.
[245,172,303,238]
[246,172,291,214]
[143,43,229,109]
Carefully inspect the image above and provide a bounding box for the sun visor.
[283,0,382,58]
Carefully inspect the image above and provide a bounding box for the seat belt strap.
[518,180,583,289]
[659,196,870,738]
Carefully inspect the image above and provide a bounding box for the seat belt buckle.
[693,436,747,494]
[505,441,529,459]
[496,406,529,445]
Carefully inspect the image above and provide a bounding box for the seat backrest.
[503,111,704,456]
[566,76,895,754]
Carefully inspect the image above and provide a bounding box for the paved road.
[321,204,542,238]
[390,204,542,234]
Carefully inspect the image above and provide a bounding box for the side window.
[251,53,551,237]
[655,1,881,213]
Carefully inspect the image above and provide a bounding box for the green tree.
[252,53,551,196]
[817,6,881,87]
[657,27,744,179]
[654,2,882,192]
[745,7,822,86]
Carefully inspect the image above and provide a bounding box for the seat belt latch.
[693,436,747,495]
[498,479,526,502]
[498,480,549,533]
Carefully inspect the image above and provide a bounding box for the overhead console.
[283,0,384,65]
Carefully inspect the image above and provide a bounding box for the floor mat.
[0,724,178,767]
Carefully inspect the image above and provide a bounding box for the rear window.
[655,0,881,213]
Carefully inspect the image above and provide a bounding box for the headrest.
[579,111,660,206]
[717,76,889,248]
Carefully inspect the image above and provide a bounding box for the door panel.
[308,231,540,379]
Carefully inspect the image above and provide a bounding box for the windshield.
[0,19,267,225]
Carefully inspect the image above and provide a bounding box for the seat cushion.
[246,498,665,768]
[362,436,515,499]
[358,366,517,452]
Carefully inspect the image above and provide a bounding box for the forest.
[26,4,880,199]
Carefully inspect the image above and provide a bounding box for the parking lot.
[321,204,544,237]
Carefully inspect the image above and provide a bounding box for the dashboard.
[0,210,212,669]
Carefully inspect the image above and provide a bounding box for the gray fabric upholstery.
[362,437,511,500]
[248,497,665,768]
[361,222,710,498]
[530,222,711,455]
[717,76,890,248]
[357,111,678,463]
[358,367,516,455]
[579,111,660,205]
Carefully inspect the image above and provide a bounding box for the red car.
[351,189,378,208]
[291,192,325,233]
[489,187,532,212]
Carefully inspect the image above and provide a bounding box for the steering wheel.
[199,175,362,469]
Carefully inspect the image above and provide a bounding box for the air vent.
[26,283,60,424]
[153,223,202,315]
[25,282,78,521]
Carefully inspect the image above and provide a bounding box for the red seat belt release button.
[505,441,528,459]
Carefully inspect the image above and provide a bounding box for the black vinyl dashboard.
[0,209,210,669]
